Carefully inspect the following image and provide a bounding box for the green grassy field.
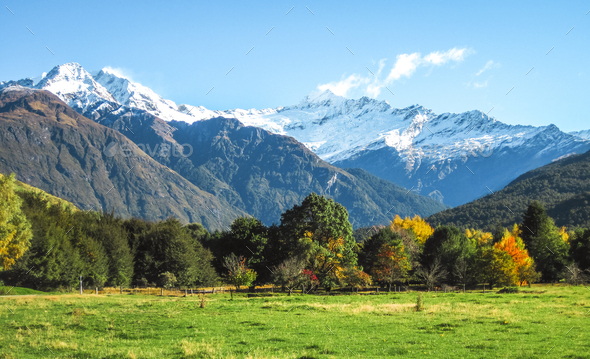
[0,286,46,296]
[1,285,589,358]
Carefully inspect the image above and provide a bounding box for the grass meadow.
[1,285,589,358]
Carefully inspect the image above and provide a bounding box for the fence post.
[120,286,122,294]
[483,285,486,294]
[463,284,465,294]
[95,287,98,295]
[161,287,163,296]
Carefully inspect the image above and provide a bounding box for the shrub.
[496,286,519,294]
[415,292,424,312]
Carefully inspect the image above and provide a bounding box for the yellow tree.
[465,229,493,246]
[558,226,569,243]
[390,215,433,244]
[0,174,33,270]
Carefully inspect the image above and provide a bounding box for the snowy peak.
[32,63,118,117]
[94,68,203,123]
[570,129,590,140]
[297,89,347,108]
[35,63,115,102]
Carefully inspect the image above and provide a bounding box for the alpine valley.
[2,63,589,229]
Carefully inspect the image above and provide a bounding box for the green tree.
[421,225,475,285]
[227,217,269,284]
[222,253,257,289]
[360,227,410,287]
[29,224,82,290]
[520,202,569,282]
[76,231,109,288]
[279,193,357,289]
[82,212,134,287]
[569,228,590,272]
[0,174,33,270]
[158,271,177,289]
[184,224,218,286]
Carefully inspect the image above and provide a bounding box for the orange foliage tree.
[494,224,537,286]
[370,242,411,286]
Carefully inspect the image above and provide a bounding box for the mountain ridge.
[4,62,589,207]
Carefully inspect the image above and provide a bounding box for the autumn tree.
[0,173,33,270]
[465,228,493,247]
[390,215,433,245]
[494,224,539,286]
[477,246,517,289]
[360,227,410,288]
[279,193,357,289]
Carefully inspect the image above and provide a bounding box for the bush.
[496,286,519,294]
[415,292,424,312]
[158,272,177,289]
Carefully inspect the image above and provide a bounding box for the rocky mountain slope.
[0,87,245,230]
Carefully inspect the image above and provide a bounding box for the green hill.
[427,150,590,231]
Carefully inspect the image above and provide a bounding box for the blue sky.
[1,0,589,132]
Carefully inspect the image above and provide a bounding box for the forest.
[1,172,589,292]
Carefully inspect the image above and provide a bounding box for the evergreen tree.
[520,202,569,281]
[569,228,590,272]
[492,222,505,244]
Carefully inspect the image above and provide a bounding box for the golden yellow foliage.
[390,215,433,244]
[465,229,493,246]
[559,226,569,242]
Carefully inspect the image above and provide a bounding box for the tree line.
[1,173,589,291]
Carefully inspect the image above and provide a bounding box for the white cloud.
[317,47,474,98]
[475,60,499,76]
[317,47,472,98]
[385,53,422,83]
[473,81,488,88]
[317,74,368,97]
[423,47,470,65]
[103,66,134,81]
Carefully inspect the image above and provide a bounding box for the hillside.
[0,172,78,211]
[427,149,590,231]
[148,117,448,227]
[0,87,245,230]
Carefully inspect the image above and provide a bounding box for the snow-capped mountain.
[570,130,590,140]
[4,62,590,207]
